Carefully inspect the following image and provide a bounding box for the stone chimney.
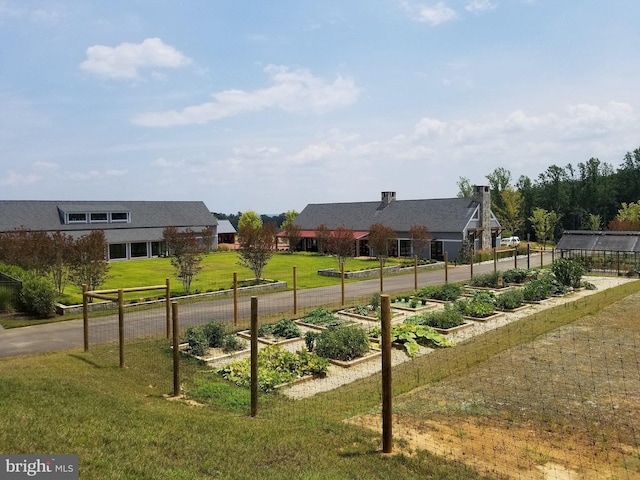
[380,191,396,207]
[473,185,492,250]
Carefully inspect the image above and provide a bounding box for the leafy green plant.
[502,268,529,284]
[370,292,381,311]
[455,291,496,318]
[468,271,500,288]
[304,330,320,352]
[203,321,226,348]
[495,289,525,310]
[315,325,370,361]
[522,278,552,301]
[222,334,247,353]
[370,323,453,357]
[258,318,301,339]
[552,258,585,288]
[415,283,463,302]
[405,304,465,329]
[185,326,208,356]
[217,345,329,392]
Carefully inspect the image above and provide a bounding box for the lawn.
[59,252,399,305]
[2,281,638,479]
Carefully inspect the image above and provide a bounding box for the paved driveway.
[0,253,551,358]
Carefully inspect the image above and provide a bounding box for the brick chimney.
[379,191,396,209]
[473,185,492,250]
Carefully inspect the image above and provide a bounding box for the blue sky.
[2,1,639,214]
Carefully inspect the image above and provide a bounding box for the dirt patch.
[350,279,640,479]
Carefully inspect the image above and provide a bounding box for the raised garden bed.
[463,311,505,323]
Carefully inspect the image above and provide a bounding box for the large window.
[399,239,412,257]
[151,241,163,257]
[111,212,129,222]
[90,212,108,223]
[67,213,87,223]
[109,243,127,260]
[131,242,148,258]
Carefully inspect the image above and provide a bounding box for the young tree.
[457,176,473,198]
[327,226,355,271]
[68,230,110,291]
[409,224,431,258]
[587,213,602,231]
[529,208,560,248]
[237,222,275,282]
[163,227,204,294]
[368,223,396,267]
[238,210,262,231]
[314,224,331,254]
[281,210,301,253]
[49,231,74,295]
[494,186,524,235]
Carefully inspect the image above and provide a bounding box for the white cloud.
[132,65,359,127]
[0,170,42,186]
[403,1,457,26]
[80,37,192,80]
[465,0,496,12]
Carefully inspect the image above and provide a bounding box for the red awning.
[278,230,369,239]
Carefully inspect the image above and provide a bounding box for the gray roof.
[557,230,640,253]
[0,200,216,243]
[295,196,495,234]
[216,219,237,234]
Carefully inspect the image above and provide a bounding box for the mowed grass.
[2,281,638,479]
[59,252,396,304]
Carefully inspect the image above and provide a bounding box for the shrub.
[304,331,320,352]
[502,268,529,284]
[185,326,208,356]
[203,321,226,348]
[370,292,381,311]
[522,278,551,301]
[18,273,57,318]
[405,304,465,329]
[495,289,525,310]
[552,258,585,288]
[315,325,370,361]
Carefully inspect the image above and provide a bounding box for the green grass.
[58,252,396,305]
[2,282,638,479]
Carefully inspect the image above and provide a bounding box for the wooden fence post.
[172,302,180,397]
[381,294,393,453]
[250,296,258,417]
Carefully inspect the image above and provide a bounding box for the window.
[90,212,108,223]
[151,242,163,257]
[110,212,129,222]
[109,243,127,260]
[131,242,148,258]
[67,213,87,223]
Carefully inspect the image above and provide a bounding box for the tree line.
[458,147,640,244]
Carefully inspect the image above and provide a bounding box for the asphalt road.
[0,252,552,358]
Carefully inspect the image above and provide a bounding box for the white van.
[500,236,520,247]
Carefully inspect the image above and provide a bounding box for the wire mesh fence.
[79,249,640,478]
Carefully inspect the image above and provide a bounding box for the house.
[216,219,237,246]
[291,186,502,261]
[0,200,217,261]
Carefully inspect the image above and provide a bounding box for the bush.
[18,273,57,318]
[185,326,208,356]
[203,321,226,348]
[521,278,551,302]
[495,289,525,310]
[552,258,585,288]
[315,325,370,361]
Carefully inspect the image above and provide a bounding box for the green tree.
[587,213,602,231]
[486,167,512,213]
[456,176,473,198]
[237,221,275,281]
[528,208,559,248]
[494,186,524,235]
[281,210,301,253]
[238,210,262,232]
[163,227,204,294]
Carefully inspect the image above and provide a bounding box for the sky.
[1,1,639,214]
